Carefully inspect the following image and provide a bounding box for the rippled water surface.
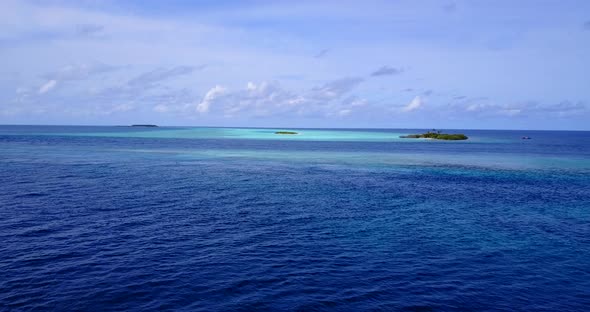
[1,126,589,311]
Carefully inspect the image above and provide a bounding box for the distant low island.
[275,131,298,135]
[131,124,158,127]
[400,130,468,140]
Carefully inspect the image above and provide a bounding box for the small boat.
[521,136,531,140]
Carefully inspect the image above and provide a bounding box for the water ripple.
[0,129,589,311]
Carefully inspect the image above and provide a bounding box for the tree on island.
[400,130,467,140]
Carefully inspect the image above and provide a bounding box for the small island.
[400,130,468,140]
[131,124,158,127]
[275,131,298,135]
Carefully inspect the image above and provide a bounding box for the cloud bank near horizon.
[1,0,589,129]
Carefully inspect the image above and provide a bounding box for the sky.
[1,0,589,130]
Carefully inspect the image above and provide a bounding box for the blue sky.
[1,0,589,129]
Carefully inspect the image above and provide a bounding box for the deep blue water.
[0,126,589,311]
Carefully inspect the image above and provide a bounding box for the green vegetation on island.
[400,130,468,140]
[275,131,298,135]
[131,124,158,127]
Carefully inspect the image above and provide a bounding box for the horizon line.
[0,123,588,132]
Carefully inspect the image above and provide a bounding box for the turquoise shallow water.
[0,126,589,311]
[17,126,589,170]
[57,127,411,141]
[51,126,502,143]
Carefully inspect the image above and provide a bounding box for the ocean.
[0,126,589,311]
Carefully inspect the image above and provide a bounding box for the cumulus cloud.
[371,66,404,77]
[197,85,226,113]
[226,81,301,117]
[402,96,423,112]
[19,62,201,118]
[74,66,201,115]
[194,77,366,118]
[38,80,57,94]
[333,96,368,117]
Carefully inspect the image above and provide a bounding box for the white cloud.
[197,85,225,113]
[38,80,57,94]
[402,96,423,112]
[224,81,295,117]
[192,78,367,119]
